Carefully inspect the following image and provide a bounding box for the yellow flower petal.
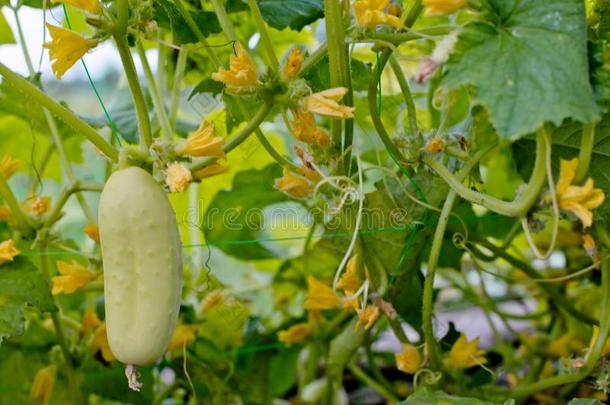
[0,206,11,221]
[52,260,96,295]
[43,24,97,79]
[283,48,303,79]
[396,344,422,374]
[303,276,341,310]
[275,166,313,198]
[80,309,101,335]
[278,322,314,345]
[193,162,230,180]
[166,323,198,353]
[291,110,331,146]
[51,0,102,14]
[165,162,192,193]
[30,365,56,405]
[354,0,403,29]
[443,334,486,370]
[84,223,100,242]
[299,164,321,182]
[338,255,362,292]
[91,322,115,362]
[302,87,355,119]
[582,234,598,259]
[176,120,226,158]
[0,154,24,179]
[425,137,445,153]
[423,0,467,16]
[356,305,380,330]
[211,43,258,94]
[0,239,20,266]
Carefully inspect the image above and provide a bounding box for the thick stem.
[575,122,595,184]
[389,55,418,137]
[136,41,173,140]
[247,0,279,71]
[324,0,347,147]
[44,181,103,227]
[0,63,118,161]
[423,129,549,218]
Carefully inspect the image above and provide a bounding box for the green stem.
[365,26,453,45]
[136,41,173,140]
[176,0,221,68]
[389,54,418,137]
[208,0,238,43]
[247,0,279,71]
[512,254,610,399]
[44,181,103,227]
[0,63,118,161]
[403,0,423,27]
[575,122,595,184]
[0,174,35,233]
[169,47,188,129]
[324,0,347,147]
[423,129,549,218]
[12,7,34,73]
[113,0,153,150]
[300,42,328,77]
[347,362,400,402]
[188,102,273,172]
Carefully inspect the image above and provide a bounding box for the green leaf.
[257,0,324,31]
[567,399,606,405]
[401,388,514,404]
[0,257,56,344]
[268,346,299,396]
[512,115,610,219]
[0,10,14,44]
[444,0,598,140]
[204,164,291,260]
[154,0,222,44]
[189,78,224,100]
[304,55,372,93]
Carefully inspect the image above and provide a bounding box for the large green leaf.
[203,164,290,260]
[154,0,222,44]
[444,0,598,140]
[0,257,57,344]
[256,0,324,31]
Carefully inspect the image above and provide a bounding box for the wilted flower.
[291,110,331,146]
[165,162,192,193]
[302,87,355,119]
[354,0,403,29]
[275,167,313,198]
[211,43,258,94]
[52,260,96,295]
[43,24,97,79]
[356,306,380,330]
[396,344,422,374]
[425,137,445,153]
[0,239,20,266]
[278,322,314,345]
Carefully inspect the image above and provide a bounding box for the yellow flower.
[425,137,445,153]
[299,164,321,182]
[201,290,225,313]
[51,260,96,295]
[277,322,314,345]
[291,110,331,146]
[356,305,380,330]
[0,154,24,179]
[302,87,355,119]
[275,166,313,198]
[387,3,401,17]
[193,162,230,180]
[582,234,598,259]
[91,322,115,362]
[554,158,605,228]
[0,239,20,266]
[30,365,56,405]
[165,162,192,193]
[43,24,98,79]
[590,326,610,357]
[395,344,422,374]
[27,196,51,217]
[175,120,225,158]
[80,309,101,335]
[443,334,486,370]
[354,0,403,29]
[283,48,303,79]
[0,206,11,221]
[166,323,198,353]
[303,276,341,310]
[51,0,102,13]
[211,43,258,94]
[84,223,100,242]
[338,255,362,292]
[423,0,467,16]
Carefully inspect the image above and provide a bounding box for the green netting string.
[61,5,123,147]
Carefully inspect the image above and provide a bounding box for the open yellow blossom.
[275,167,313,198]
[338,255,362,292]
[211,43,258,94]
[425,137,445,153]
[0,207,11,221]
[165,162,192,193]
[356,306,380,330]
[302,88,355,119]
[91,322,115,362]
[84,223,100,242]
[27,196,51,217]
[278,322,314,345]
[0,239,20,266]
[80,309,101,335]
[0,154,24,179]
[554,158,605,228]
[166,323,198,353]
[443,334,486,370]
[30,365,56,405]
[175,120,225,158]
[283,48,303,79]
[52,260,96,295]
[354,0,403,29]
[193,162,230,180]
[44,24,97,79]
[51,0,102,13]
[423,0,467,16]
[396,344,422,374]
[291,110,331,146]
[304,276,341,310]
[582,234,598,259]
